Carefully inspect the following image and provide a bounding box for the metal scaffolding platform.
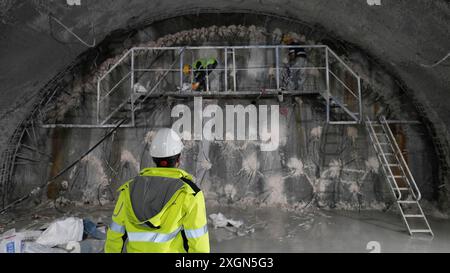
[0,44,364,208]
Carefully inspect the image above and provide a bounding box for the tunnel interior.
[3,13,442,211]
[0,7,449,253]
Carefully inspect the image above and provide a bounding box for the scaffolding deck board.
[145,90,321,98]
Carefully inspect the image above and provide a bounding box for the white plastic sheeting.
[36,217,83,247]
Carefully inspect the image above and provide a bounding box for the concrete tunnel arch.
[0,11,448,215]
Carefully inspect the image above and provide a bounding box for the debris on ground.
[65,241,81,253]
[80,239,106,253]
[23,242,68,253]
[297,219,314,231]
[209,213,255,238]
[209,213,243,229]
[0,216,106,253]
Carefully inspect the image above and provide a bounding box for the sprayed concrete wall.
[6,23,443,213]
[12,96,439,212]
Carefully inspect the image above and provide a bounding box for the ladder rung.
[404,214,424,218]
[388,164,400,167]
[398,200,417,204]
[395,187,409,191]
[410,229,432,233]
[388,175,405,179]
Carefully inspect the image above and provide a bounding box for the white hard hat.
[150,128,184,158]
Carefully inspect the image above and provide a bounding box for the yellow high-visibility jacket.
[104,167,210,253]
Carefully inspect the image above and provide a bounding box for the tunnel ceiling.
[0,0,449,150]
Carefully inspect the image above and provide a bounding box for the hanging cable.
[421,52,450,68]
[32,0,96,48]
[48,13,96,48]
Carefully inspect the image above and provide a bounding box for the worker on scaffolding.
[281,34,308,91]
[183,58,218,92]
[105,128,210,253]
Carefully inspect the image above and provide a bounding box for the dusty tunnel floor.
[1,204,449,253]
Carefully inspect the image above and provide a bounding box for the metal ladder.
[365,115,433,236]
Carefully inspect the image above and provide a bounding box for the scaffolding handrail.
[95,45,362,126]
[325,47,362,123]
[97,49,133,124]
[326,47,359,79]
[99,71,132,104]
[98,50,133,82]
[131,45,328,50]
[132,66,327,72]
[328,70,358,98]
[138,47,186,104]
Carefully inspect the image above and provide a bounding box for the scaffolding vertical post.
[179,49,184,92]
[97,78,100,125]
[358,76,362,123]
[232,48,237,92]
[224,48,228,92]
[325,46,330,123]
[275,46,280,90]
[190,51,194,87]
[130,48,135,127]
[206,67,210,92]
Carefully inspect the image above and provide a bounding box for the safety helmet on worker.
[183,64,192,75]
[150,128,184,158]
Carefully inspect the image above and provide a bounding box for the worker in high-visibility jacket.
[105,128,210,253]
[183,58,218,91]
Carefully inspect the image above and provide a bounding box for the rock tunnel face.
[2,13,444,215]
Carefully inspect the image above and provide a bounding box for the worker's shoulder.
[138,167,193,180]
[116,179,133,192]
[138,167,201,194]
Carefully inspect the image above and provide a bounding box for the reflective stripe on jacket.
[104,168,209,253]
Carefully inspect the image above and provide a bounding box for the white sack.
[36,217,83,247]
